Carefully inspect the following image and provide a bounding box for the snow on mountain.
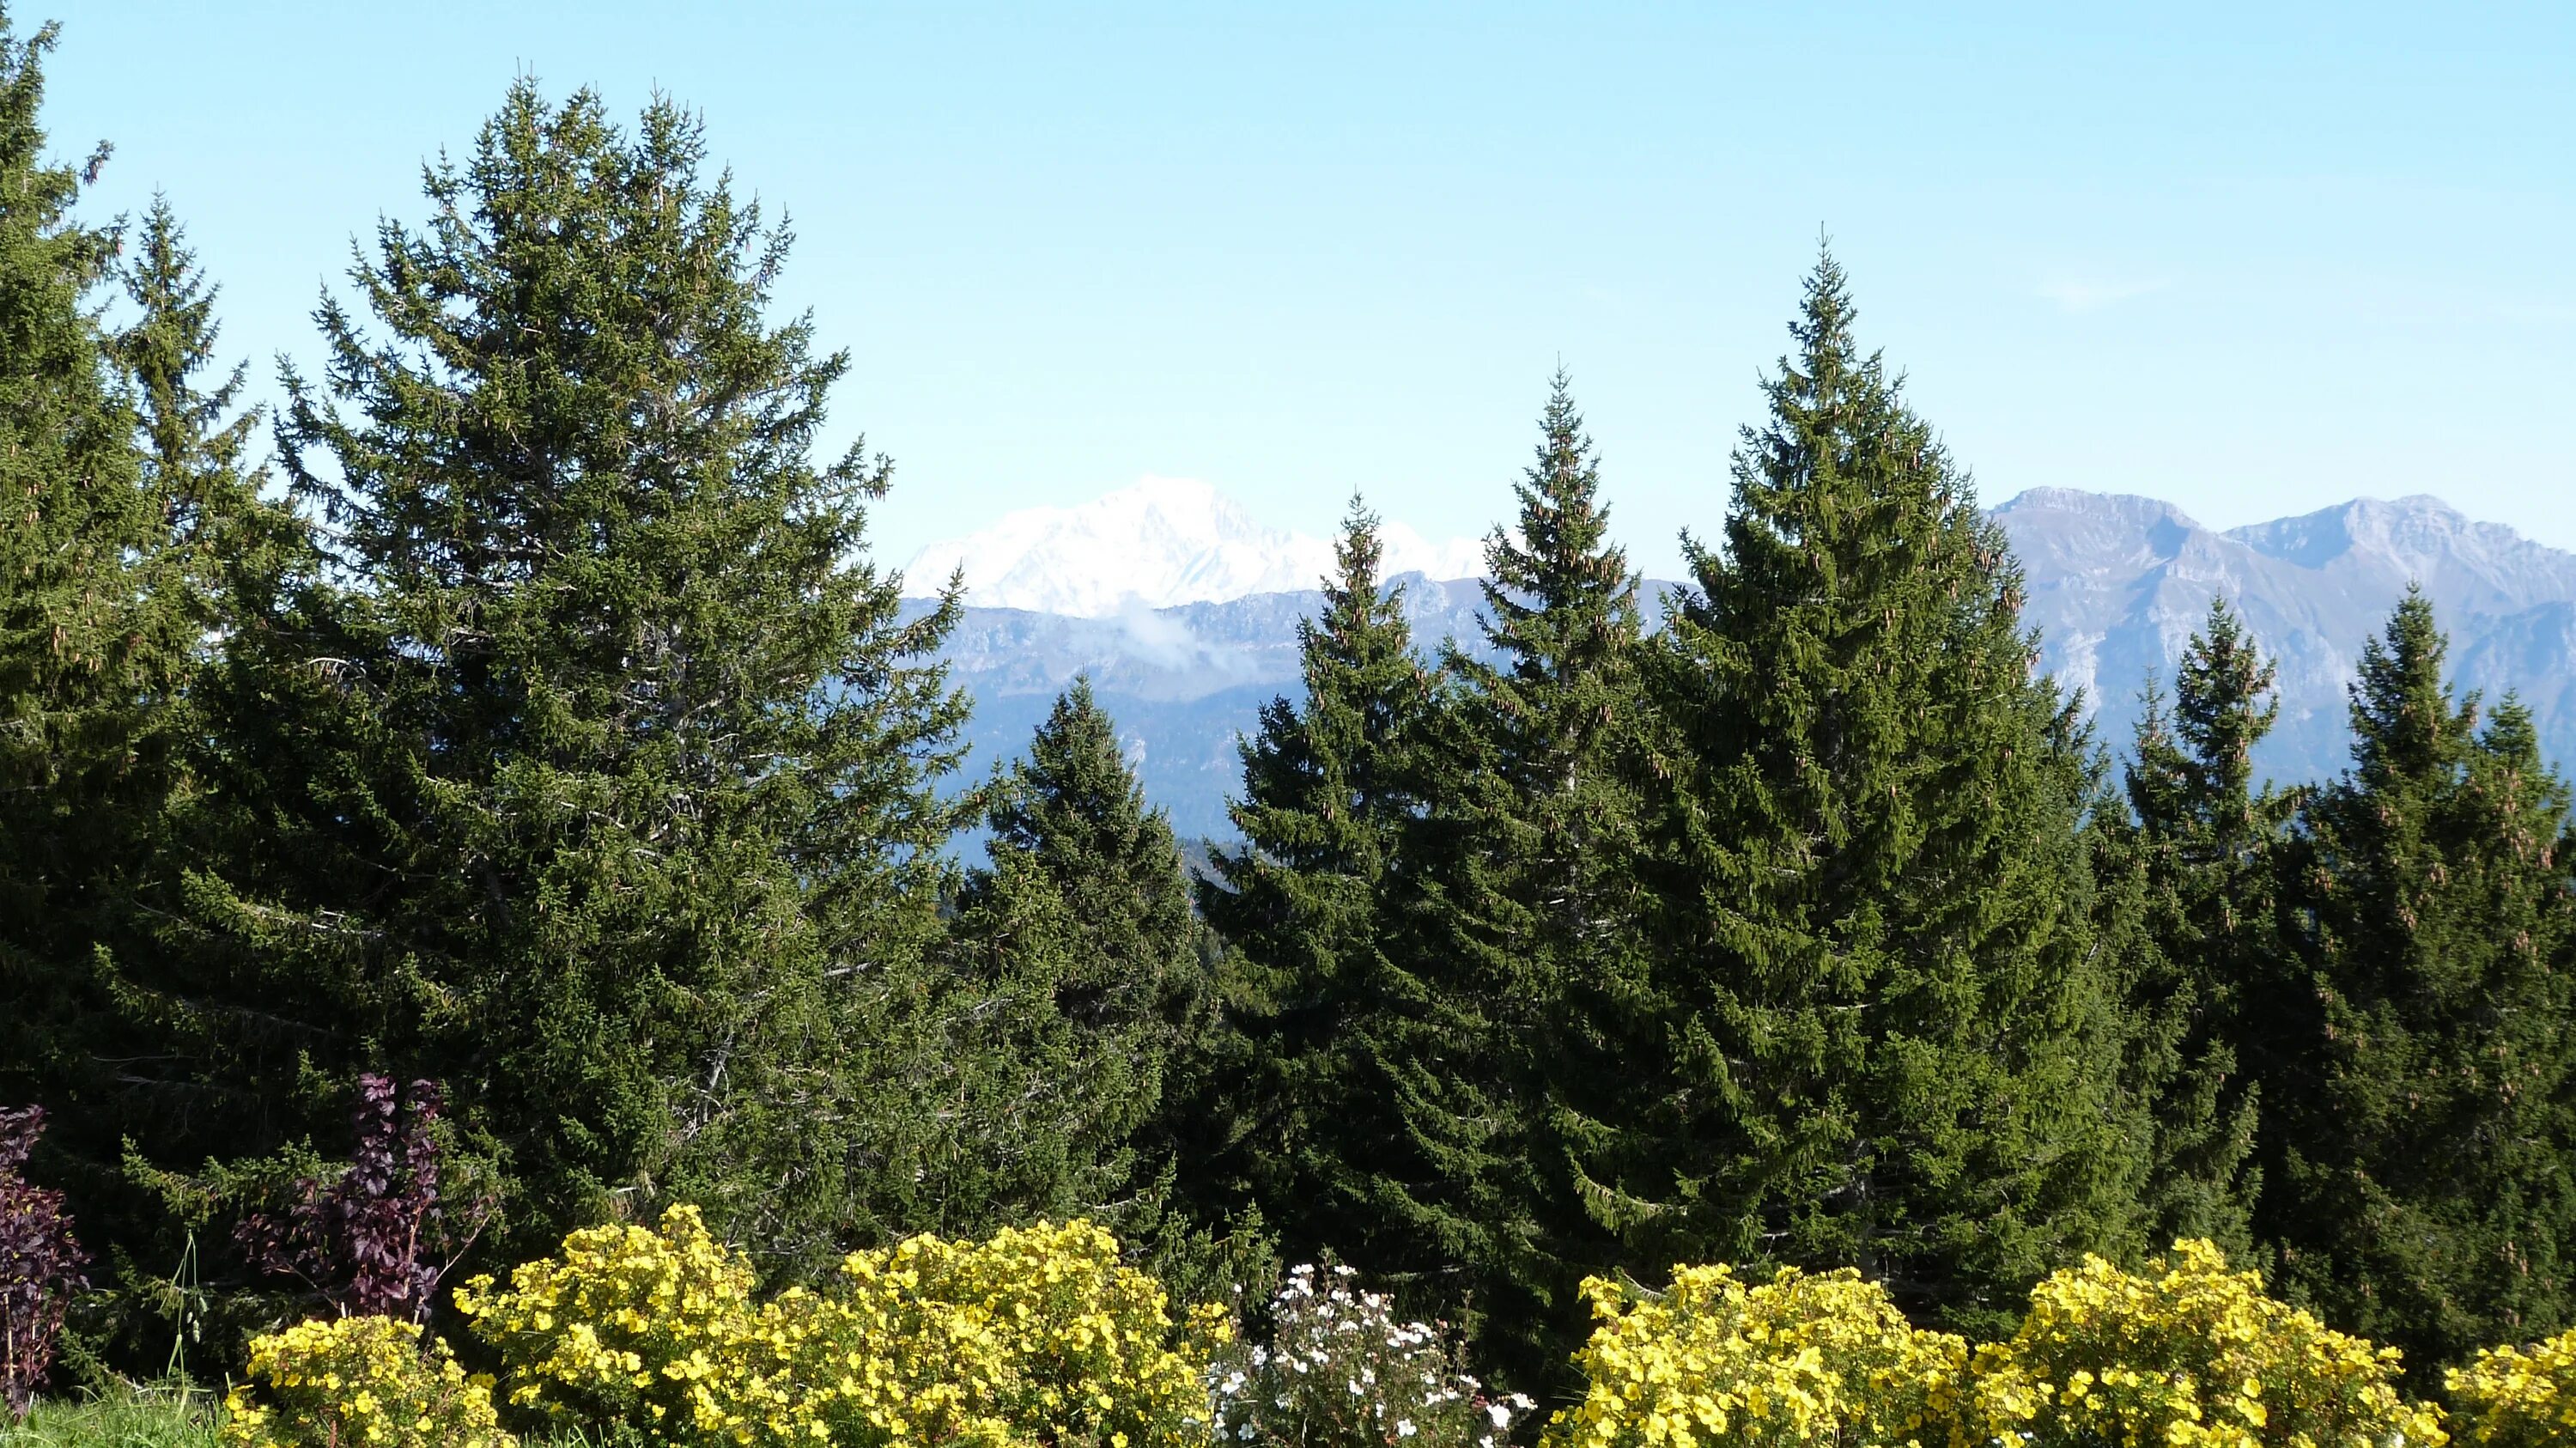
[905,485,2576,842]
[902,476,1484,616]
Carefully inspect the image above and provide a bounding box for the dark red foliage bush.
[0,1105,87,1418]
[235,1075,486,1323]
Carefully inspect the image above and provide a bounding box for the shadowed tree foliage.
[1194,499,1437,1263]
[0,9,165,1115]
[941,679,1212,1221]
[2106,599,2286,1256]
[103,81,977,1277]
[2261,589,2576,1381]
[1398,373,1654,1387]
[1627,252,2147,1340]
[0,19,304,1281]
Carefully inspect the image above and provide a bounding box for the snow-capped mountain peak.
[902,477,1485,616]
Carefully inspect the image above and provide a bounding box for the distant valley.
[905,484,2576,843]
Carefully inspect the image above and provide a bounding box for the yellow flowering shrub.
[456,1206,1221,1448]
[453,1203,768,1439]
[220,1315,514,1448]
[2448,1327,2576,1447]
[1545,1262,1967,1448]
[1964,1238,2447,1448]
[810,1219,1226,1448]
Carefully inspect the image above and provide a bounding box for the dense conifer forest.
[3,12,2573,1433]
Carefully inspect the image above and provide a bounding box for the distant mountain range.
[905,476,1485,617]
[904,484,2576,843]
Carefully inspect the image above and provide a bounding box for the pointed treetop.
[113,195,264,516]
[1330,492,1387,601]
[1481,368,1636,645]
[2349,586,2470,785]
[1793,239,1860,380]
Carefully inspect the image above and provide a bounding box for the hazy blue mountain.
[913,490,2576,843]
[1999,489,2576,788]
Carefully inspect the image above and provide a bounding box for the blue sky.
[45,2,2576,576]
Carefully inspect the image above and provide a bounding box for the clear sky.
[43,1,2576,576]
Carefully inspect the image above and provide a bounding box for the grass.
[2,1394,622,1448]
[0,1391,220,1448]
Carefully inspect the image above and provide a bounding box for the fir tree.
[2109,599,2286,1253]
[21,181,305,1334]
[1196,499,1435,1262]
[943,679,1261,1287]
[109,196,272,569]
[978,679,1207,1055]
[1401,372,1652,1384]
[0,9,189,1136]
[1631,252,2146,1338]
[2263,589,2576,1378]
[109,82,975,1275]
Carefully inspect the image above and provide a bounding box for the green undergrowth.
[0,1394,615,1448]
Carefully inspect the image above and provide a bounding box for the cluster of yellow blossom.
[1961,1238,2448,1448]
[220,1315,514,1448]
[452,1203,769,1437]
[2448,1326,2576,1447]
[1544,1262,1968,1448]
[453,1205,1222,1447]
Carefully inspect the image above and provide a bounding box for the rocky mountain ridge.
[910,488,2576,842]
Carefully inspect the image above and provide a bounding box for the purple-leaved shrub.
[0,1105,86,1418]
[235,1076,488,1322]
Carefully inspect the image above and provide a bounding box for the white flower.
[1487,1403,1513,1428]
[1397,1421,1417,1438]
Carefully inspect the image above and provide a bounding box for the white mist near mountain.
[901,476,1486,616]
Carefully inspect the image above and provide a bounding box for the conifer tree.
[2109,599,2286,1253]
[1400,373,1652,1383]
[1631,253,2146,1339]
[22,184,303,1293]
[2263,590,2576,1377]
[978,680,1208,1052]
[939,679,1259,1283]
[109,82,975,1274]
[110,197,273,571]
[1196,499,1435,1261]
[0,9,190,1123]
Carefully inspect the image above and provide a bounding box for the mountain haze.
[905,476,1485,616]
[903,484,2576,841]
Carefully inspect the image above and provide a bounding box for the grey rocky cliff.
[914,492,2576,842]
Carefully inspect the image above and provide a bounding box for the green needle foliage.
[0,15,285,1222]
[2110,599,2287,1255]
[0,8,158,1106]
[941,679,1214,1225]
[1404,372,1653,1385]
[2262,589,2576,1379]
[1631,253,2146,1340]
[107,81,977,1277]
[1197,499,1437,1266]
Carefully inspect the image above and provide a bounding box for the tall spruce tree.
[19,182,306,1321]
[111,198,267,561]
[939,678,1272,1297]
[978,680,1208,1055]
[1631,253,2146,1338]
[0,10,192,1135]
[2263,589,2576,1378]
[1400,373,1652,1384]
[2108,599,2285,1254]
[107,82,975,1275]
[1196,499,1435,1262]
